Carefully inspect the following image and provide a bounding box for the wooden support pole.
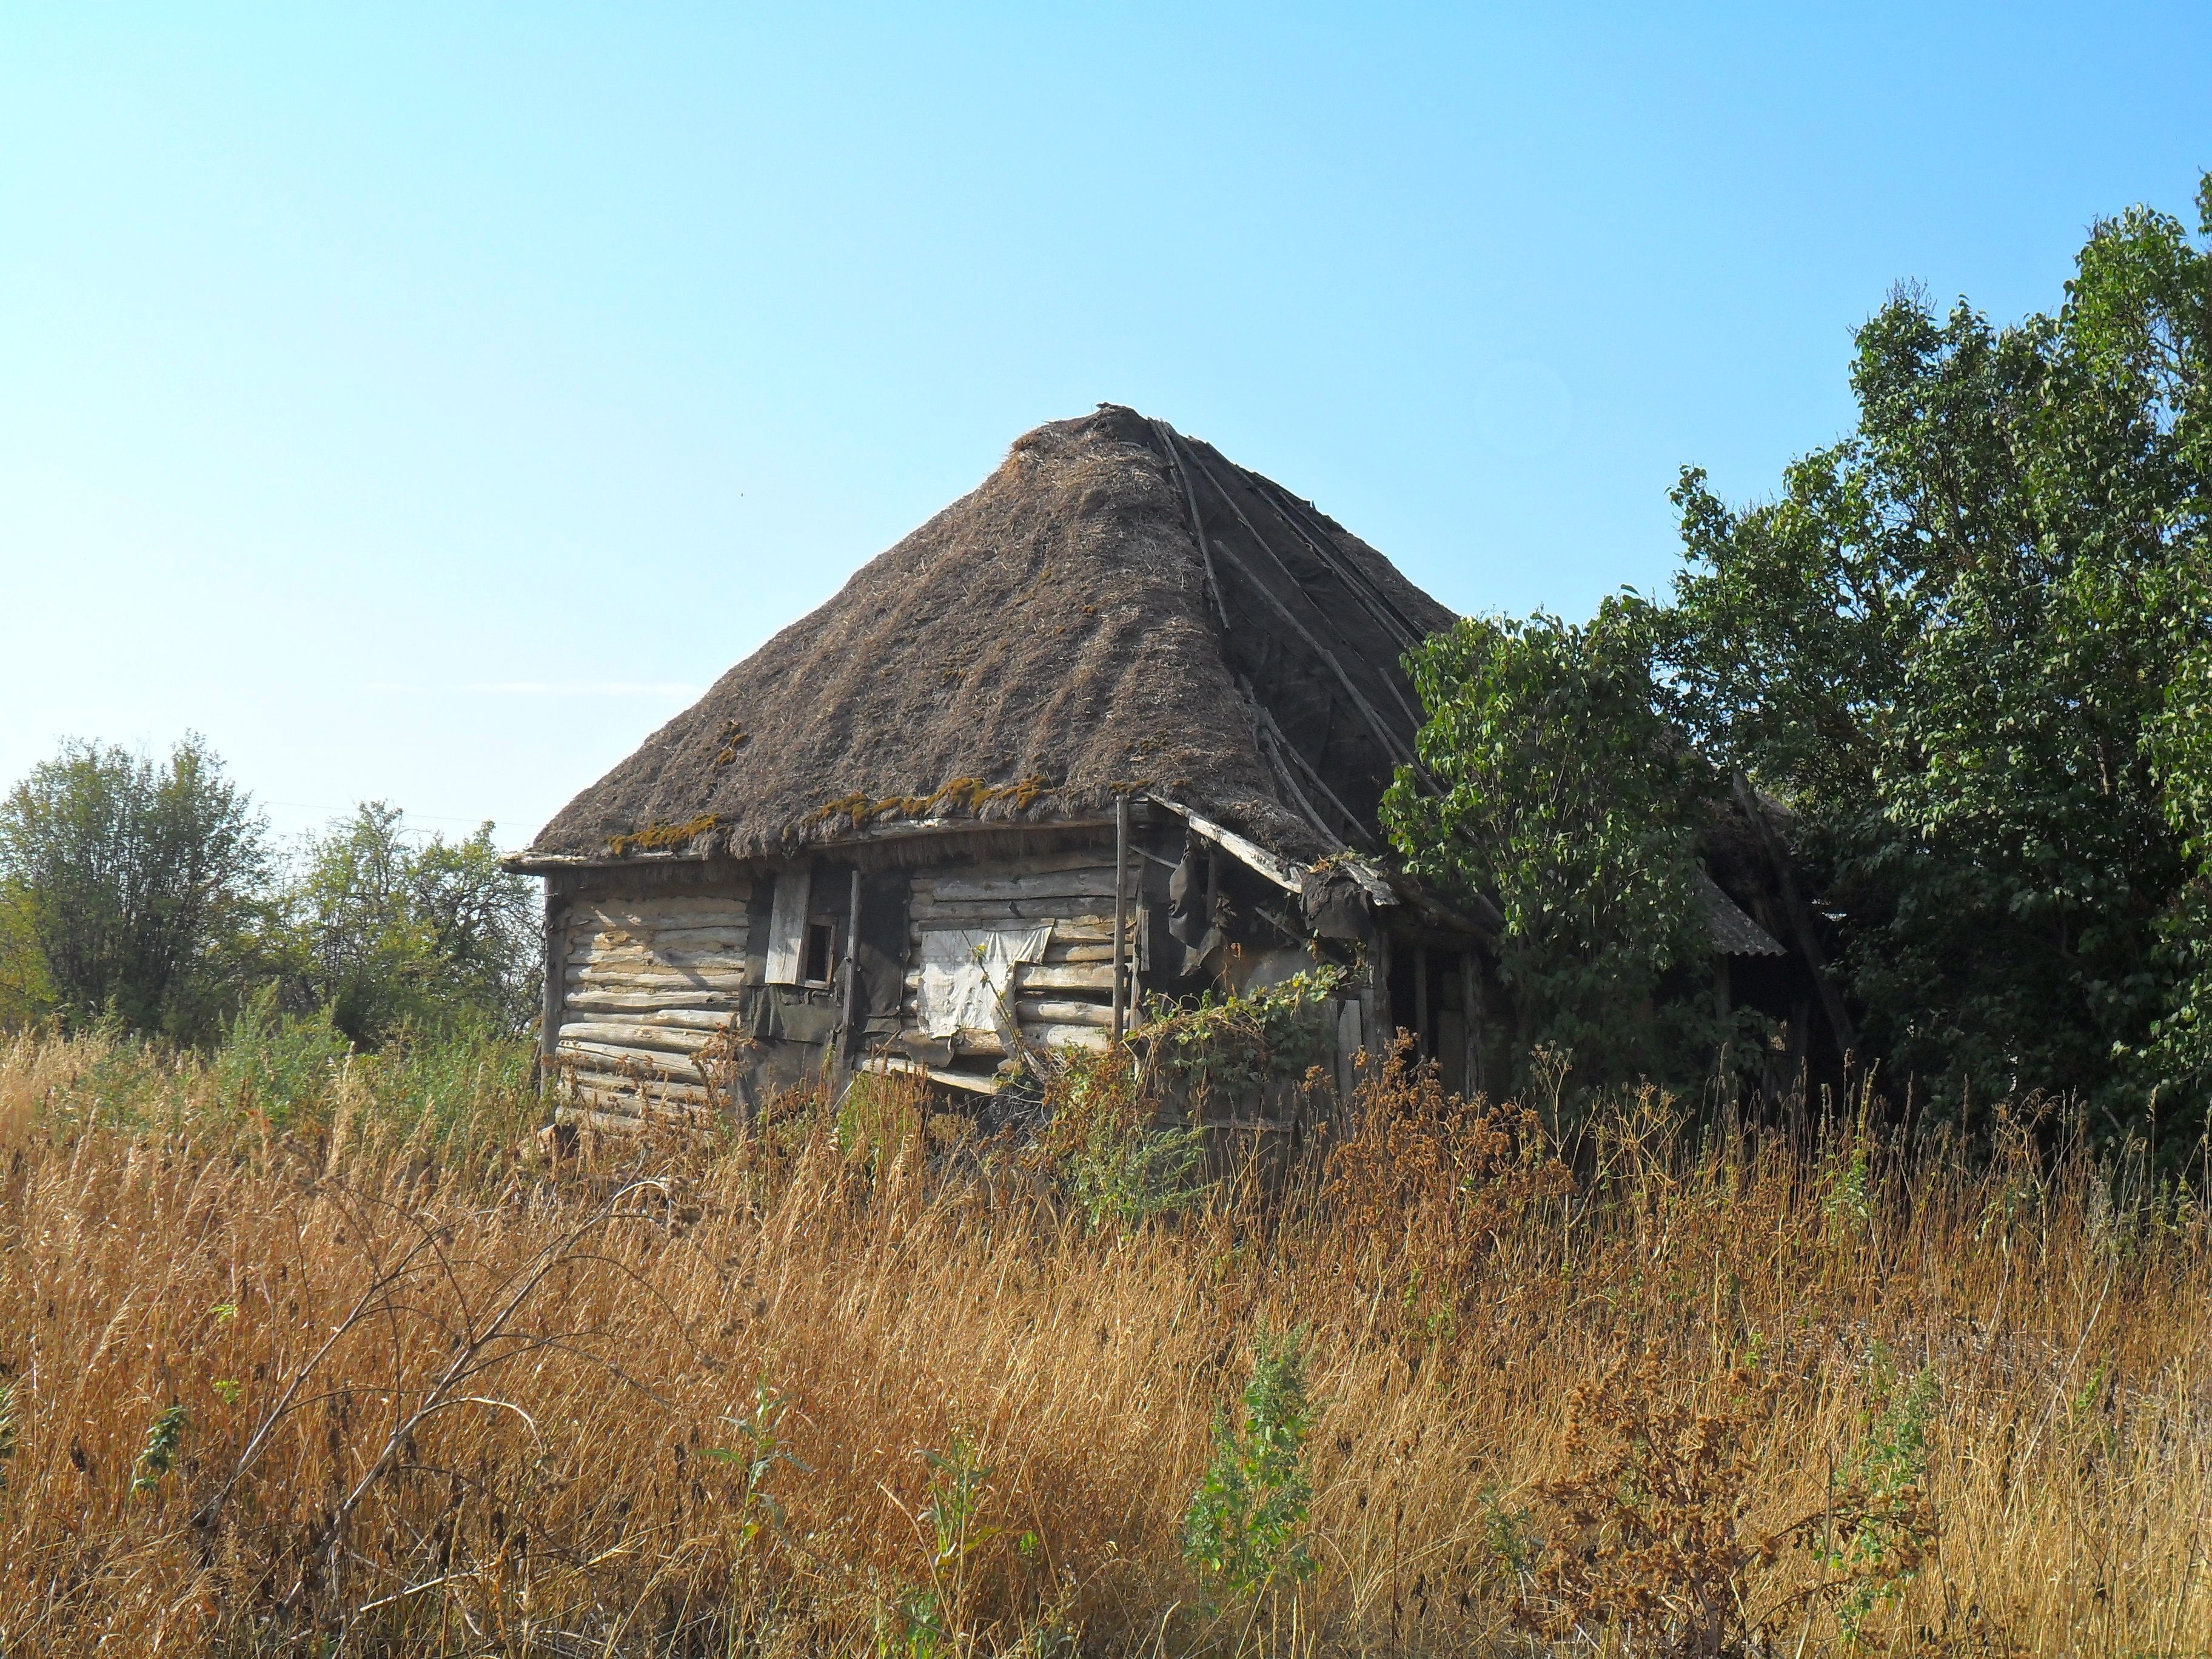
[1413,944,1430,1057]
[1111,796,1130,1044]
[1462,949,1483,1097]
[539,879,566,1094]
[1366,931,1390,1060]
[839,868,863,1069]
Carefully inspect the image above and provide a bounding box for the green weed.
[1181,1330,1316,1606]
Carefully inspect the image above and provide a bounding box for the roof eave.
[502,810,1124,876]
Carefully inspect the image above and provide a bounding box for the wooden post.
[839,867,863,1070]
[538,879,565,1096]
[1366,931,1390,1061]
[1111,796,1130,1044]
[1413,944,1430,1059]
[1462,949,1483,1096]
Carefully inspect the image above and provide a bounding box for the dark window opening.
[802,920,836,987]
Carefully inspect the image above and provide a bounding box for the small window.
[801,920,836,987]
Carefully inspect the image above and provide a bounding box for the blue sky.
[4,4,2208,848]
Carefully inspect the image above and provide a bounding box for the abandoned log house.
[507,404,1788,1128]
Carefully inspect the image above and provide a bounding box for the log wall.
[554,881,754,1119]
[545,839,1145,1124]
[899,847,1139,1058]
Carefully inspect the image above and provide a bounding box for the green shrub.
[1181,1330,1317,1606]
[1038,1048,1205,1233]
[1142,965,1347,1102]
[210,986,350,1131]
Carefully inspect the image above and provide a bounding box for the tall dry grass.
[1,1029,2208,1656]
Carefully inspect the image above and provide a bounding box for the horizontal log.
[557,1040,708,1081]
[1016,961,1114,993]
[565,1067,714,1099]
[561,1006,741,1033]
[908,846,1114,881]
[1047,942,1114,963]
[1027,1023,1111,1052]
[567,957,749,976]
[567,950,752,976]
[569,886,752,909]
[905,917,1116,943]
[568,900,751,928]
[928,1022,1116,1057]
[558,1088,721,1128]
[565,983,748,1004]
[566,965,749,988]
[568,931,751,954]
[908,910,1117,937]
[909,888,1107,911]
[570,925,752,951]
[857,1055,1001,1096]
[559,1022,717,1055]
[919,870,1127,902]
[563,990,739,1013]
[563,1073,714,1107]
[1016,999,1113,1027]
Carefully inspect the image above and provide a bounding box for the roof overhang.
[501,812,1122,875]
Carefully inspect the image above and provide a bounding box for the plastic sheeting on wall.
[915,925,1053,1039]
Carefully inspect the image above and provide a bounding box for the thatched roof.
[519,404,1456,869]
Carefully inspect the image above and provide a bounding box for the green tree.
[1387,178,2211,1136]
[1382,602,1717,1089]
[0,736,266,1040]
[1658,178,2211,1134]
[273,802,538,1045]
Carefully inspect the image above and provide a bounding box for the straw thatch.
[521,404,1454,867]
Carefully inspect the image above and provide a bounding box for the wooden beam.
[1111,795,1129,1044]
[539,883,566,1078]
[838,866,863,1071]
[1414,944,1430,1057]
[1143,796,1305,894]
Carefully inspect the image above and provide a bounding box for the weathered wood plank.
[904,917,1115,944]
[908,904,1117,931]
[565,1068,713,1099]
[564,982,748,1004]
[907,846,1114,882]
[571,924,752,948]
[563,990,738,1013]
[933,1022,1114,1057]
[564,1007,740,1032]
[570,903,751,923]
[560,1081,720,1122]
[1016,999,1114,1027]
[1026,1023,1111,1051]
[1015,962,1114,993]
[909,893,1119,917]
[565,965,749,987]
[568,927,751,948]
[1047,942,1114,963]
[566,947,752,972]
[559,1022,717,1055]
[566,946,751,966]
[918,870,1128,902]
[558,1040,707,1081]
[566,1071,712,1101]
[569,888,752,912]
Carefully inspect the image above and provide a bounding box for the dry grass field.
[1,1028,2208,1657]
